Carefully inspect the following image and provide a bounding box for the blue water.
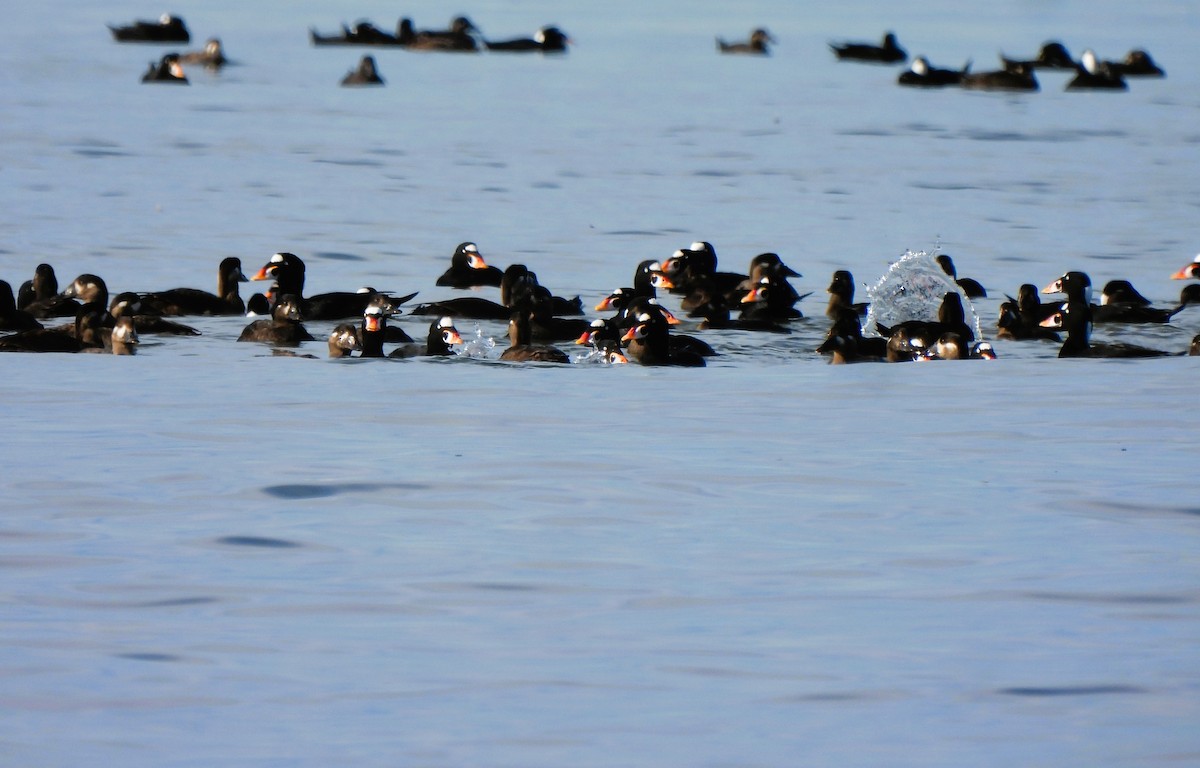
[2,1,1199,766]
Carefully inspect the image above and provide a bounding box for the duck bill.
[468,254,490,270]
[594,297,615,311]
[575,331,592,345]
[608,351,629,364]
[252,265,273,281]
[740,288,761,304]
[1170,265,1197,280]
[650,274,674,290]
[660,308,682,325]
[364,315,383,332]
[1038,313,1062,329]
[1040,279,1062,294]
[444,330,464,346]
[620,326,639,342]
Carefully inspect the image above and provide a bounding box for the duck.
[237,294,314,346]
[717,28,774,55]
[1170,255,1199,281]
[995,295,1061,342]
[108,292,201,336]
[341,55,384,86]
[309,20,401,46]
[739,276,803,322]
[389,316,465,358]
[108,14,190,43]
[829,32,906,63]
[250,252,414,320]
[0,280,42,331]
[1042,271,1181,324]
[616,296,716,358]
[660,242,749,308]
[327,323,361,358]
[818,306,886,362]
[408,16,479,52]
[918,332,997,361]
[1066,50,1127,91]
[825,270,869,318]
[142,53,188,84]
[499,308,570,363]
[436,242,504,288]
[0,302,106,353]
[962,61,1039,91]
[357,298,396,358]
[17,263,74,316]
[485,26,570,53]
[1039,300,1175,358]
[897,56,970,87]
[936,255,986,298]
[137,257,248,316]
[106,317,140,355]
[1000,41,1076,70]
[1106,49,1164,77]
[575,318,630,364]
[620,311,706,367]
[180,38,228,69]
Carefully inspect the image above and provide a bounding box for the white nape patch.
[464,243,478,253]
[648,262,661,271]
[590,319,604,328]
[690,242,705,251]
[438,316,454,328]
[912,57,929,76]
[636,312,651,322]
[160,13,171,24]
[270,253,285,263]
[535,29,546,44]
[356,287,372,294]
[671,249,685,258]
[1081,49,1098,74]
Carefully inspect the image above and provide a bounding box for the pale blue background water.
[1,2,1198,766]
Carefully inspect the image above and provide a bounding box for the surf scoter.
[499,309,570,363]
[620,311,706,367]
[1066,50,1127,91]
[251,252,414,320]
[408,16,479,52]
[237,294,314,346]
[389,316,465,358]
[717,28,774,55]
[936,255,986,298]
[1001,41,1076,71]
[1040,300,1175,358]
[436,242,504,288]
[142,53,188,84]
[138,257,248,316]
[0,280,42,331]
[109,14,190,43]
[108,292,201,336]
[1043,271,1181,323]
[180,38,228,68]
[1106,49,1164,77]
[0,302,106,353]
[327,323,361,358]
[310,20,402,46]
[342,55,385,86]
[486,26,570,53]
[830,32,906,63]
[962,61,1039,91]
[898,56,970,87]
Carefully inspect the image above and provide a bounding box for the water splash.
[863,250,981,338]
[457,323,497,359]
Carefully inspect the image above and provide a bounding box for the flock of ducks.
[3,244,1199,363]
[822,31,1165,91]
[113,14,1165,92]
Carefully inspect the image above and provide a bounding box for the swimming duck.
[961,61,1039,91]
[389,316,465,358]
[180,38,228,68]
[1170,255,1200,281]
[108,14,190,43]
[327,323,361,358]
[825,270,869,318]
[936,255,986,298]
[436,242,503,288]
[739,276,803,322]
[108,292,201,336]
[995,293,1061,342]
[342,55,385,86]
[251,252,415,320]
[485,26,570,53]
[1066,50,1127,91]
[107,316,140,355]
[717,28,774,55]
[18,264,79,318]
[829,32,906,63]
[408,17,479,52]
[142,53,188,84]
[620,311,706,367]
[918,332,997,361]
[1039,300,1175,358]
[0,280,42,331]
[138,257,248,316]
[1043,271,1180,323]
[237,294,314,346]
[499,308,570,363]
[1000,41,1076,70]
[0,302,106,353]
[897,56,970,87]
[310,20,401,46]
[1106,49,1164,77]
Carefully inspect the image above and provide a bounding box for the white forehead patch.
[438,316,454,328]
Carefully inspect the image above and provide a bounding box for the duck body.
[436,242,503,288]
[408,17,479,52]
[962,62,1039,91]
[830,32,906,63]
[717,29,773,55]
[1107,49,1164,77]
[109,15,189,43]
[180,38,228,68]
[499,309,570,363]
[342,55,385,86]
[237,295,314,346]
[1040,300,1175,358]
[142,54,188,84]
[486,26,570,53]
[1066,50,1127,91]
[310,21,402,46]
[898,57,969,87]
[0,280,43,331]
[1001,41,1076,71]
[139,257,248,316]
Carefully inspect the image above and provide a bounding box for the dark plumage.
[1066,50,1127,91]
[180,38,228,69]
[962,61,1039,91]
[109,14,189,43]
[485,26,570,53]
[1106,49,1164,77]
[138,257,248,316]
[1001,41,1076,71]
[436,242,503,288]
[142,53,188,84]
[342,55,384,86]
[237,294,314,346]
[897,56,970,87]
[717,29,774,55]
[830,32,906,63]
[499,309,570,363]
